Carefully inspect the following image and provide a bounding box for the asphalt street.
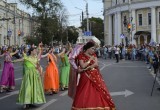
[0,57,160,110]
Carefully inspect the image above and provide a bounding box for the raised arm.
[41,53,49,58]
[52,53,57,63]
[66,48,72,56]
[10,50,19,56]
[0,53,4,57]
[37,42,43,59]
[57,48,65,57]
[12,58,24,63]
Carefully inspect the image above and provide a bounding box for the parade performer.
[44,47,59,94]
[68,44,83,99]
[59,44,72,90]
[0,46,18,92]
[72,42,116,110]
[13,43,46,109]
[68,38,100,99]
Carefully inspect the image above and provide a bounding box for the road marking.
[110,89,134,97]
[0,65,46,72]
[15,78,22,81]
[111,65,146,68]
[59,91,68,96]
[98,61,113,73]
[35,99,57,110]
[0,90,19,100]
[0,68,22,72]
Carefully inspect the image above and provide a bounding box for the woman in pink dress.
[0,46,18,92]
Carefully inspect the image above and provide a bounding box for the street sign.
[83,31,92,36]
[132,24,135,31]
[120,34,125,38]
[7,29,12,37]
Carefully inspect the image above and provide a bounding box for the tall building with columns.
[0,1,31,46]
[103,0,160,46]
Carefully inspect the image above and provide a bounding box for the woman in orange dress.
[72,42,116,110]
[44,47,59,94]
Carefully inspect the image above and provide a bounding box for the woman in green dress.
[13,45,46,109]
[58,45,72,91]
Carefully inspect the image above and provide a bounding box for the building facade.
[103,0,160,46]
[0,1,31,46]
[76,29,101,45]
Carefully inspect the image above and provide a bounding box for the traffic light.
[127,23,131,32]
[18,30,21,36]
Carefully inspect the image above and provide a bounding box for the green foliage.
[19,0,68,45]
[25,36,40,45]
[81,17,104,44]
[66,26,79,44]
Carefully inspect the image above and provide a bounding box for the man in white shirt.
[108,46,112,59]
[114,45,120,63]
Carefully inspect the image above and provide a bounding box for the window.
[138,14,142,26]
[148,13,151,25]
[123,0,125,3]
[116,0,117,4]
[159,12,160,24]
[123,16,127,27]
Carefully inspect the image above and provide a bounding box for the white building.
[103,0,160,46]
[76,29,100,45]
[0,1,31,46]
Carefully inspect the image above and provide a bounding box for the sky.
[8,0,103,27]
[61,0,103,27]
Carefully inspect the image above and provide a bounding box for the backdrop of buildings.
[103,0,160,46]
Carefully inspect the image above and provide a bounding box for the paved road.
[0,58,160,110]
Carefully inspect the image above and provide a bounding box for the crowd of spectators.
[96,43,160,74]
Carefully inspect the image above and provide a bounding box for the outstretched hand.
[39,42,43,48]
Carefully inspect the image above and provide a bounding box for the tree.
[64,26,79,44]
[81,17,104,46]
[19,0,62,18]
[19,0,68,45]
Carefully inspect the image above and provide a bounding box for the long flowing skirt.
[17,66,46,104]
[68,65,78,99]
[44,62,59,93]
[60,65,70,88]
[72,70,115,110]
[0,62,15,89]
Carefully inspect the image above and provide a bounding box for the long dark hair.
[28,47,36,55]
[83,42,95,51]
[7,46,12,52]
[48,47,53,53]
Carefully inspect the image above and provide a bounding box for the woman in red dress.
[72,42,116,110]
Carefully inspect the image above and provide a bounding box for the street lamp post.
[83,0,89,32]
[75,7,84,26]
[128,0,132,44]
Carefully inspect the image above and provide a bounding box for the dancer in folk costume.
[58,43,72,90]
[0,46,18,92]
[13,43,46,109]
[68,44,83,99]
[44,47,59,94]
[72,41,116,110]
[68,38,100,99]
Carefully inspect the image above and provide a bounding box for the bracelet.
[87,61,90,64]
[38,48,42,50]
